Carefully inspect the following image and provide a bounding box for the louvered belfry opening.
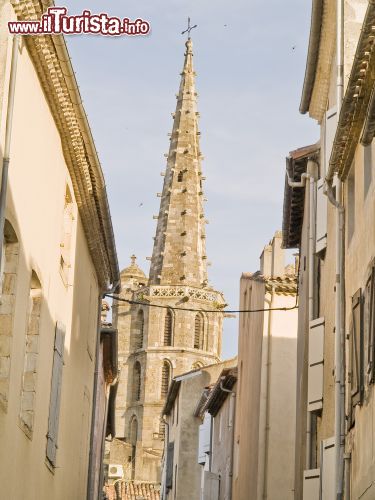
[161,361,171,398]
[164,310,173,346]
[194,313,204,349]
[136,309,144,349]
[133,361,141,401]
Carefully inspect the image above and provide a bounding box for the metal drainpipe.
[287,159,318,470]
[261,286,274,499]
[219,381,236,500]
[0,35,19,275]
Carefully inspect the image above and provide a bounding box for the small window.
[134,309,144,350]
[194,313,204,350]
[364,144,372,199]
[177,172,183,182]
[161,361,171,398]
[164,310,173,346]
[133,361,141,401]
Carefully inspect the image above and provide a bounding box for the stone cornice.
[134,284,225,306]
[10,0,120,290]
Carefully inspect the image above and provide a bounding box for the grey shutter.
[316,179,328,253]
[166,442,174,490]
[350,289,363,421]
[46,321,65,466]
[303,469,320,500]
[203,471,220,500]
[198,414,211,465]
[369,266,375,383]
[308,318,325,411]
[321,438,335,499]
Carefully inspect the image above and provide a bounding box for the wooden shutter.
[321,438,335,499]
[316,179,328,253]
[198,414,211,465]
[308,318,325,411]
[350,289,363,420]
[166,442,174,490]
[303,469,320,500]
[46,322,65,466]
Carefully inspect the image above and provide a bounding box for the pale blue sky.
[63,0,318,358]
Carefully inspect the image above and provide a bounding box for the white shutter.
[198,414,211,465]
[316,179,328,253]
[303,469,320,500]
[324,106,337,175]
[46,322,65,466]
[308,318,324,411]
[321,438,335,499]
[203,471,220,500]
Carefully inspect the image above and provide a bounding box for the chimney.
[260,231,285,278]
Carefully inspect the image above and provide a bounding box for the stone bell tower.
[112,38,225,484]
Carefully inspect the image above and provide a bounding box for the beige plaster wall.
[0,13,101,500]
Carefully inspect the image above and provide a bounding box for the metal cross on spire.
[181,17,197,39]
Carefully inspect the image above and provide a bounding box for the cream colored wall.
[233,276,297,500]
[0,21,101,500]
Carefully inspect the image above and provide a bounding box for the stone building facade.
[111,38,225,484]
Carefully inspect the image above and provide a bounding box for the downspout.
[219,381,236,500]
[287,159,318,470]
[0,35,19,275]
[261,286,274,499]
[324,0,345,498]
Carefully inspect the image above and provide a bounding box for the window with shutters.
[349,289,363,424]
[161,361,171,399]
[364,144,372,199]
[133,362,141,401]
[194,313,204,350]
[308,318,324,412]
[363,270,375,387]
[164,310,173,346]
[316,179,328,253]
[134,309,144,350]
[19,271,42,437]
[0,220,19,411]
[46,322,66,467]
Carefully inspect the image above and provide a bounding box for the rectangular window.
[324,107,337,176]
[46,322,65,466]
[166,442,174,491]
[364,144,372,199]
[347,164,355,244]
[316,179,328,253]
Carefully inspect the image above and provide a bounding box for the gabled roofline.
[300,0,324,114]
[11,0,120,291]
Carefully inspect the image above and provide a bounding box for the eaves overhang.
[10,0,120,291]
[328,1,375,181]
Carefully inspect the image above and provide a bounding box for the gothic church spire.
[149,38,208,287]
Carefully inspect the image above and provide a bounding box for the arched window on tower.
[163,310,173,346]
[134,309,144,350]
[133,361,141,401]
[161,361,172,399]
[177,171,184,182]
[194,313,204,350]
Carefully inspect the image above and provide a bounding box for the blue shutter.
[46,321,65,466]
